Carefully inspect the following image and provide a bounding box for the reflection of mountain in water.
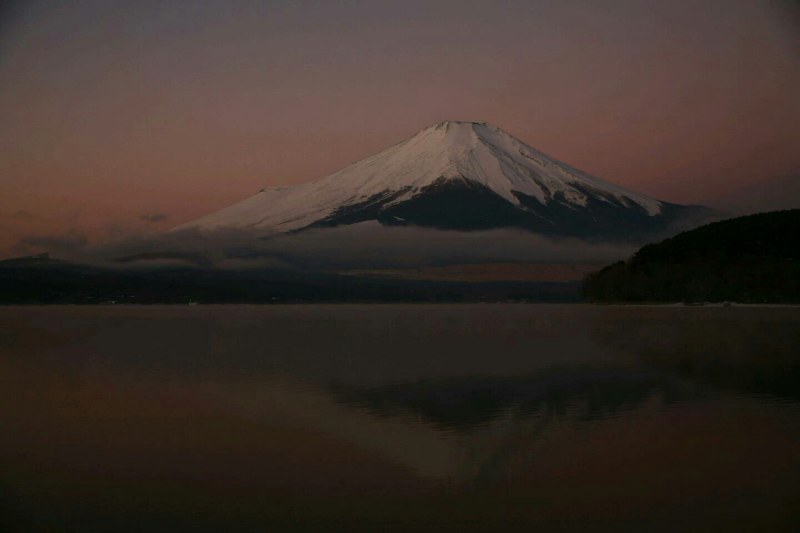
[320,365,710,485]
[5,305,797,491]
[331,366,702,432]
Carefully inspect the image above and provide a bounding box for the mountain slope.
[174,121,710,239]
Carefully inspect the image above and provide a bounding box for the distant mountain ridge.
[175,121,711,240]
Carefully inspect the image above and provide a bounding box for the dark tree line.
[583,209,800,303]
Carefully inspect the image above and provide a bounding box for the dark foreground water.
[1,305,799,531]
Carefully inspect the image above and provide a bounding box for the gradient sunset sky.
[1,0,799,257]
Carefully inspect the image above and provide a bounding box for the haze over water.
[2,304,799,530]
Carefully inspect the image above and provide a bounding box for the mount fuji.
[174,121,711,240]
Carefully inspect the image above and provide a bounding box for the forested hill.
[583,209,800,303]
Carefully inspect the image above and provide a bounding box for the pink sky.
[1,0,798,257]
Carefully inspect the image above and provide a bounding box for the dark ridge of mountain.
[307,178,707,240]
[115,251,214,267]
[0,252,62,266]
[582,209,800,303]
[0,259,581,304]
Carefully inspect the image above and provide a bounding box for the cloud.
[140,213,169,223]
[84,222,638,271]
[255,224,637,269]
[14,229,88,257]
[8,210,35,219]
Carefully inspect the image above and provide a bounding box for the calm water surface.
[1,305,799,531]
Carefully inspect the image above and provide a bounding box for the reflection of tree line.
[588,313,800,400]
[583,210,800,303]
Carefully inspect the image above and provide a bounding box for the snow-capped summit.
[174,121,709,239]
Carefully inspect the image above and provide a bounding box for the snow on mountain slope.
[173,121,703,238]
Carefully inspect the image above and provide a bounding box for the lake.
[1,305,799,531]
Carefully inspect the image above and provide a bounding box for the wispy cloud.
[83,222,637,271]
[15,229,88,256]
[8,210,35,219]
[140,213,169,223]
